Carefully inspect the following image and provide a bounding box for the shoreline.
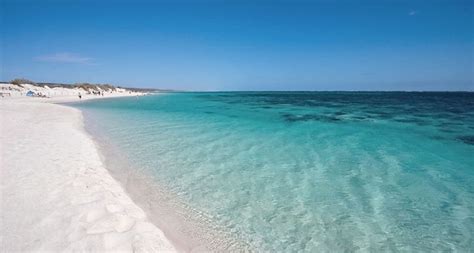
[0,95,177,252]
[78,97,253,252]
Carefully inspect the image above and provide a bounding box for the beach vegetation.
[10,78,36,86]
[72,83,117,92]
[6,79,157,92]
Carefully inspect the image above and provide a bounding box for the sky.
[1,0,473,91]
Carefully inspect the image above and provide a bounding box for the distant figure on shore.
[78,93,82,99]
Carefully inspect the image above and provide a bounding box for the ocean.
[73,92,474,251]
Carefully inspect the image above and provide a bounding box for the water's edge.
[75,105,253,252]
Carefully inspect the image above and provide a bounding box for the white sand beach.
[0,91,176,251]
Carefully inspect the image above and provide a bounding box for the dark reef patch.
[281,113,342,123]
[394,117,429,125]
[439,128,459,134]
[351,116,367,120]
[437,121,465,127]
[457,135,474,145]
[200,92,474,130]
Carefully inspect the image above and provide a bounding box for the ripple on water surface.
[75,92,474,251]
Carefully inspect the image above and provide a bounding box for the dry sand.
[0,96,176,252]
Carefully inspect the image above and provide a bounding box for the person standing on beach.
[78,93,82,99]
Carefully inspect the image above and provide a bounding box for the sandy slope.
[0,99,176,252]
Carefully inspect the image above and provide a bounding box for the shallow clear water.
[74,92,474,251]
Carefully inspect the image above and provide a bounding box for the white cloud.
[35,52,93,64]
[408,9,419,16]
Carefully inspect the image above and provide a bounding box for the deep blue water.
[74,92,474,251]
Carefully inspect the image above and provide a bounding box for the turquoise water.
[74,92,474,251]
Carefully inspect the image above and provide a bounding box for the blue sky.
[2,0,473,91]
